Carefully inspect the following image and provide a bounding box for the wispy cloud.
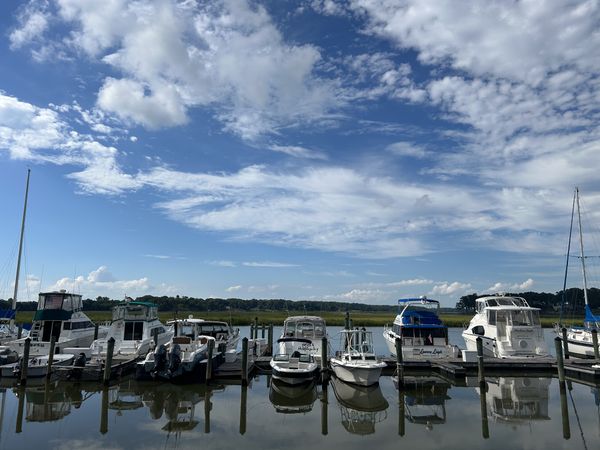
[242,261,299,268]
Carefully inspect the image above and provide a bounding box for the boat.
[330,376,389,435]
[269,337,319,385]
[170,316,239,352]
[269,378,317,414]
[0,353,75,378]
[280,316,327,358]
[88,300,173,359]
[462,295,548,358]
[135,334,214,381]
[5,290,101,356]
[556,188,600,358]
[0,170,31,344]
[383,297,460,360]
[330,328,386,386]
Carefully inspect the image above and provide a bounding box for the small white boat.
[0,353,75,378]
[330,329,386,386]
[280,316,327,358]
[87,300,173,359]
[384,297,459,360]
[270,338,319,385]
[170,317,239,352]
[462,295,548,358]
[136,335,214,381]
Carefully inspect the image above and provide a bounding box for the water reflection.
[395,375,450,430]
[485,377,551,424]
[330,376,389,435]
[269,379,317,414]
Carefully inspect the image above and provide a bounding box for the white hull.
[330,359,385,386]
[0,354,74,378]
[384,330,457,360]
[7,333,96,356]
[270,361,318,385]
[462,332,497,357]
[558,335,597,358]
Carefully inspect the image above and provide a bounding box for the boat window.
[124,321,144,340]
[42,294,64,310]
[496,299,514,306]
[531,311,541,326]
[487,310,496,326]
[63,322,71,330]
[273,354,289,361]
[298,322,314,338]
[284,322,296,337]
[496,311,510,324]
[364,355,376,360]
[71,321,94,330]
[314,323,325,338]
[472,325,485,336]
[486,299,498,307]
[509,310,534,326]
[299,354,311,363]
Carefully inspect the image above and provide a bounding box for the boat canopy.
[584,305,600,329]
[398,309,443,327]
[0,310,16,320]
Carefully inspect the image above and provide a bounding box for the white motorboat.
[330,329,386,386]
[383,298,459,360]
[280,316,327,358]
[88,300,173,359]
[462,295,548,358]
[0,170,31,344]
[6,290,101,356]
[136,335,214,381]
[0,353,75,378]
[170,317,239,352]
[270,337,319,385]
[556,188,600,358]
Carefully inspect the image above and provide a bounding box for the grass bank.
[15,310,573,328]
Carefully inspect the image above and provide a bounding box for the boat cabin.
[283,316,326,340]
[391,302,447,345]
[33,291,93,342]
[112,301,166,341]
[339,329,377,361]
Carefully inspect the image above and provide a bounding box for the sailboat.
[557,187,600,358]
[0,169,31,345]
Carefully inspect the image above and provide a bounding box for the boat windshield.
[40,294,64,310]
[343,330,374,353]
[487,310,540,326]
[284,320,325,339]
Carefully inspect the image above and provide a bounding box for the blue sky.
[1,0,599,307]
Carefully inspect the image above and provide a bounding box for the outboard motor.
[74,353,87,368]
[168,343,182,373]
[153,344,168,373]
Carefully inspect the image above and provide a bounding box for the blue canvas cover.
[584,305,600,329]
[0,310,15,320]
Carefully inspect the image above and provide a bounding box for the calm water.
[0,328,597,450]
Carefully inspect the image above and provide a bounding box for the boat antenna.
[11,168,30,327]
[560,189,577,324]
[576,187,590,307]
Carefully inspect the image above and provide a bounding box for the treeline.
[0,296,397,313]
[455,288,600,313]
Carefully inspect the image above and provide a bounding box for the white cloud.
[387,278,433,287]
[486,278,535,293]
[268,145,327,160]
[242,261,299,268]
[209,260,236,268]
[386,141,428,158]
[429,281,472,296]
[226,285,242,292]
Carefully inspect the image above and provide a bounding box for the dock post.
[239,385,247,435]
[480,381,489,439]
[559,381,571,439]
[561,327,570,359]
[254,317,258,339]
[100,386,109,434]
[241,337,248,386]
[395,337,403,387]
[267,324,273,356]
[555,337,566,383]
[94,323,99,340]
[476,337,485,383]
[204,389,211,434]
[349,318,353,329]
[398,387,405,436]
[261,324,265,339]
[153,328,159,347]
[344,311,350,330]
[206,339,215,383]
[321,336,328,383]
[174,321,178,337]
[15,386,25,433]
[593,329,600,359]
[103,337,115,385]
[19,337,31,386]
[17,323,23,339]
[46,336,56,380]
[321,381,328,435]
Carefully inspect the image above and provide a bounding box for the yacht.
[6,290,100,356]
[462,295,548,358]
[383,298,459,359]
[270,337,319,385]
[280,316,327,358]
[330,328,386,386]
[136,334,214,381]
[88,300,173,359]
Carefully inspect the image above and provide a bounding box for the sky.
[1,0,600,307]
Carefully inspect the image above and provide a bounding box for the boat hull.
[383,330,458,360]
[270,361,318,385]
[330,359,385,386]
[1,354,74,378]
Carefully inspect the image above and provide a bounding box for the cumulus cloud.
[486,278,535,293]
[429,281,472,297]
[226,285,242,292]
[242,261,299,268]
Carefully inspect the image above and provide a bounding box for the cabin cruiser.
[383,298,459,360]
[462,295,548,358]
[136,334,214,381]
[5,291,101,356]
[270,337,319,385]
[280,316,327,358]
[330,329,386,386]
[331,376,389,435]
[88,301,173,359]
[170,317,239,353]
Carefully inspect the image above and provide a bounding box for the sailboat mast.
[12,169,30,312]
[560,190,577,323]
[575,187,590,307]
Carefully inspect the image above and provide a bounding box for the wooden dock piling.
[206,339,215,382]
[395,337,403,386]
[239,385,247,435]
[94,323,99,340]
[321,336,328,383]
[480,381,489,439]
[267,324,273,356]
[19,337,31,386]
[561,327,570,359]
[15,386,25,433]
[241,337,248,386]
[559,381,570,439]
[103,337,115,385]
[555,337,566,383]
[321,382,328,435]
[17,323,22,339]
[593,329,600,359]
[46,336,56,380]
[476,337,485,383]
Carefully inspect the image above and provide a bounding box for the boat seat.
[172,336,191,345]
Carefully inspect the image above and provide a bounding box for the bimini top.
[475,296,538,311]
[395,297,444,328]
[398,298,440,306]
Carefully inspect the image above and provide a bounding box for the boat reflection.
[24,382,85,422]
[331,376,388,435]
[395,375,451,430]
[484,377,551,424]
[269,378,317,414]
